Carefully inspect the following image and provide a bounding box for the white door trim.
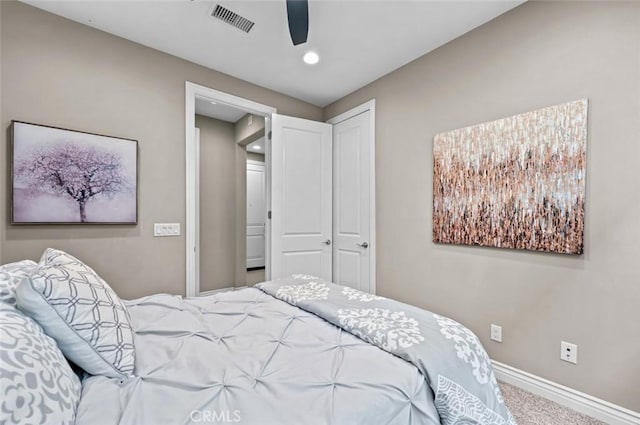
[327,100,376,294]
[185,81,276,297]
[194,127,201,293]
[264,117,272,282]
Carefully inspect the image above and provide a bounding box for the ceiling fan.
[286,0,308,46]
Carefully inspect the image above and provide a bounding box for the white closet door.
[246,160,265,268]
[270,114,332,280]
[332,111,372,292]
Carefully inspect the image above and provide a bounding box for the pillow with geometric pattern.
[0,260,37,306]
[0,302,82,425]
[16,248,135,379]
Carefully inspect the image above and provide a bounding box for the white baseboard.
[492,360,640,425]
[199,286,247,296]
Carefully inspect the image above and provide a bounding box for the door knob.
[357,242,369,248]
[323,239,331,245]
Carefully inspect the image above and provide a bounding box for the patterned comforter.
[74,276,515,425]
[256,276,516,425]
[256,275,515,425]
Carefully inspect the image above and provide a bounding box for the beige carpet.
[499,382,606,425]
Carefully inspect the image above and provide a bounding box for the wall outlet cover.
[561,341,578,364]
[491,324,503,343]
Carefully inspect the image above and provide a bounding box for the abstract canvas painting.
[433,99,588,254]
[11,121,138,224]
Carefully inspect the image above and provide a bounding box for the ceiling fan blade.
[286,0,308,46]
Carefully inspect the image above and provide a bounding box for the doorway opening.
[185,82,275,297]
[186,83,376,297]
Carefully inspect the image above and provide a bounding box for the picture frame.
[432,99,588,255]
[10,121,138,225]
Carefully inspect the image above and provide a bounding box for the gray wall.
[0,1,322,299]
[235,114,265,146]
[195,115,236,292]
[247,152,265,163]
[324,1,640,411]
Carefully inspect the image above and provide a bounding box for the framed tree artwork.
[10,121,138,224]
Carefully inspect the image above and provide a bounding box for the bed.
[1,250,515,425]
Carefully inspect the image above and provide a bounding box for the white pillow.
[0,260,37,306]
[0,303,82,425]
[16,248,135,379]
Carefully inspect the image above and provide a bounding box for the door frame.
[185,81,276,297]
[327,99,377,294]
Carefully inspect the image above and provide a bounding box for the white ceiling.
[23,0,525,107]
[195,97,247,122]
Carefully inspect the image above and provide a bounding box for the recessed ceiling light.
[253,145,262,150]
[210,101,217,105]
[303,51,319,65]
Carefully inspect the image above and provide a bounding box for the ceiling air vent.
[212,4,255,33]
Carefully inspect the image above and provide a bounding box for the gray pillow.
[0,303,81,425]
[16,248,135,379]
[0,260,37,306]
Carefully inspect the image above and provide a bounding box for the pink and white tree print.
[17,144,129,222]
[12,122,137,224]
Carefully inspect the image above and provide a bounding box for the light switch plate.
[154,223,181,237]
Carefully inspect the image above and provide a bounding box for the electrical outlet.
[560,341,578,364]
[490,324,502,343]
